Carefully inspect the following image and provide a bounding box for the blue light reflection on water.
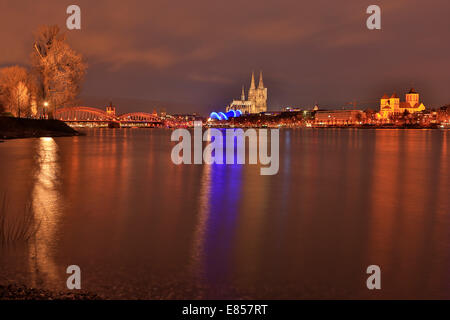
[201,129,244,284]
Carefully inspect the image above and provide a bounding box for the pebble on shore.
[0,284,102,300]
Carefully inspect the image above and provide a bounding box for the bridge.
[54,106,162,128]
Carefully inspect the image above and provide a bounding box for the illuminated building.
[437,105,450,124]
[106,103,116,117]
[315,110,365,125]
[379,88,426,119]
[208,71,267,120]
[226,71,267,114]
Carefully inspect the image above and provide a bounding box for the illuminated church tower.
[406,88,419,107]
[226,71,268,114]
[256,71,268,113]
[247,72,256,111]
[248,71,267,113]
[379,88,426,119]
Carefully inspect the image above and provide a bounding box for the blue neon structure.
[219,112,228,120]
[226,110,236,118]
[209,112,222,120]
[209,110,242,121]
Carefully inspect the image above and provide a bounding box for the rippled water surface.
[0,128,449,299]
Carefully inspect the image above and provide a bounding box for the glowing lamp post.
[43,102,49,119]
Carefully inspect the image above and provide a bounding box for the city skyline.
[1,0,449,306]
[1,0,450,114]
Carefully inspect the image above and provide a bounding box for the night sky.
[1,0,450,114]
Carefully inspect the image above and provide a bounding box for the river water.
[0,128,448,299]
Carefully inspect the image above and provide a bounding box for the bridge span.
[54,106,162,127]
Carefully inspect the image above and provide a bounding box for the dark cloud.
[1,0,450,114]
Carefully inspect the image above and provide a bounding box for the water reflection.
[202,163,243,284]
[191,128,246,286]
[29,137,62,288]
[189,164,211,279]
[366,130,450,297]
[0,129,448,299]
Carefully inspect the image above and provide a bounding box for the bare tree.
[0,66,34,117]
[31,25,87,117]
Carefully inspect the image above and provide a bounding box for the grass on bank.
[0,194,40,244]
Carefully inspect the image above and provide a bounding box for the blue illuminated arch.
[225,110,236,119]
[210,109,243,121]
[219,112,228,120]
[209,112,222,120]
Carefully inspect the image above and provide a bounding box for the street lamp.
[43,101,49,119]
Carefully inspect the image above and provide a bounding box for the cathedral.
[226,71,268,114]
[379,88,426,119]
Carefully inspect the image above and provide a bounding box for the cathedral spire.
[241,86,246,101]
[258,71,264,89]
[250,71,256,90]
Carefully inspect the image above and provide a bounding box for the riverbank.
[0,117,80,140]
[0,283,101,300]
[204,124,444,129]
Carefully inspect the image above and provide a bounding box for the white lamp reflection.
[189,157,212,279]
[29,137,62,288]
[189,128,213,279]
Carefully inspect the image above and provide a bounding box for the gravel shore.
[0,284,102,300]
